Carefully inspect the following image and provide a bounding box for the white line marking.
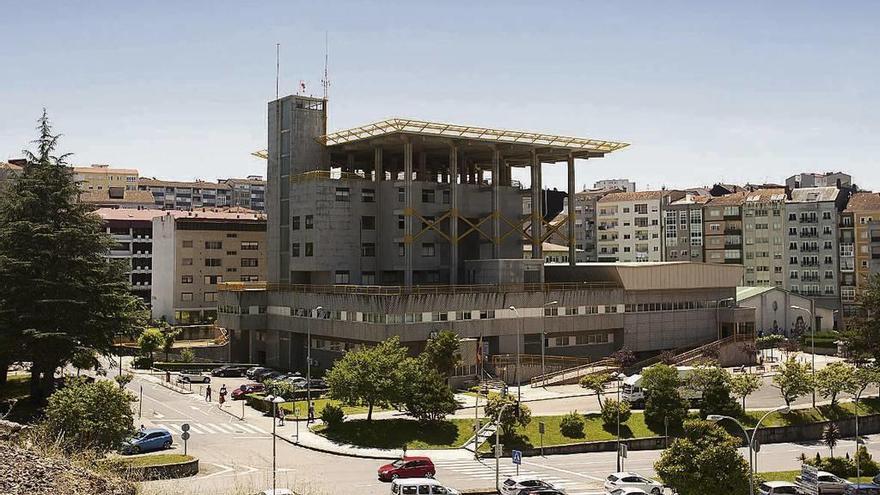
[198,463,234,479]
[521,460,605,482]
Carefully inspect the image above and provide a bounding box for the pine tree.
[0,110,145,399]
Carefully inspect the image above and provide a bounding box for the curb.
[157,380,194,395]
[273,431,400,460]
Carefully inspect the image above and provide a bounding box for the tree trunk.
[29,364,41,398]
[0,360,8,390]
[742,396,746,411]
[367,401,374,421]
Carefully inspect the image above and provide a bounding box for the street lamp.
[308,305,323,420]
[708,405,790,495]
[541,301,558,387]
[614,371,627,472]
[509,306,522,405]
[790,305,816,407]
[264,394,286,495]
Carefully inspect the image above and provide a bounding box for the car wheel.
[425,472,434,478]
[132,446,140,454]
[163,440,172,449]
[651,488,660,495]
[204,377,210,383]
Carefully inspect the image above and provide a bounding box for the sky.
[2,1,879,191]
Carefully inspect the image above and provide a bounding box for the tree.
[579,372,611,408]
[326,336,408,420]
[654,419,751,495]
[138,328,165,361]
[70,349,98,377]
[849,366,880,403]
[642,364,689,432]
[114,373,133,389]
[611,347,636,369]
[42,378,136,453]
[264,379,297,400]
[484,393,531,439]
[730,373,762,411]
[772,358,814,407]
[0,111,146,398]
[422,330,461,380]
[179,348,195,363]
[161,326,180,361]
[600,398,631,428]
[815,362,856,407]
[559,411,585,438]
[840,274,880,362]
[688,365,740,418]
[399,359,458,422]
[823,422,841,458]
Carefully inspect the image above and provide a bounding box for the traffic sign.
[181,431,191,441]
[753,436,761,453]
[512,450,522,465]
[181,423,190,432]
[619,444,628,459]
[538,422,545,434]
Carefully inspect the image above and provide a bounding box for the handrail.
[529,358,618,386]
[218,281,619,295]
[490,354,592,367]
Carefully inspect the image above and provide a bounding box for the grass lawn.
[502,412,658,450]
[740,398,880,428]
[315,418,478,449]
[102,454,194,469]
[759,470,875,483]
[281,398,370,417]
[0,373,30,400]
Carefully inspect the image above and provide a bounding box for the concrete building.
[567,188,620,262]
[73,164,139,191]
[662,193,708,262]
[737,286,836,335]
[843,192,880,315]
[523,241,583,264]
[152,209,267,324]
[703,192,747,265]
[96,208,161,307]
[596,190,684,262]
[594,179,635,192]
[784,187,846,313]
[137,178,233,210]
[741,188,787,287]
[786,172,852,190]
[80,188,156,209]
[219,176,267,212]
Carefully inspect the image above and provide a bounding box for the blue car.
[121,428,173,454]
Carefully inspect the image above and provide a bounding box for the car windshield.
[391,460,405,468]
[133,431,147,440]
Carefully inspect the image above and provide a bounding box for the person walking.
[308,403,315,424]
[219,384,228,407]
[276,404,285,426]
[205,384,212,402]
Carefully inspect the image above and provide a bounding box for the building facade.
[703,192,746,265]
[741,188,787,287]
[137,179,233,210]
[73,164,139,191]
[843,192,880,315]
[786,172,852,190]
[96,208,160,307]
[594,179,635,192]
[596,191,683,263]
[219,176,267,212]
[662,193,708,262]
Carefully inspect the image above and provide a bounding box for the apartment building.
[80,188,156,209]
[594,178,635,192]
[663,193,708,262]
[784,187,845,311]
[96,208,160,306]
[73,164,139,191]
[703,192,747,265]
[137,179,232,210]
[219,176,267,212]
[152,209,267,324]
[596,190,683,262]
[843,192,880,313]
[741,188,787,287]
[786,172,852,190]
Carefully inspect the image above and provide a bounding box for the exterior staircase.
[529,358,618,387]
[462,421,497,453]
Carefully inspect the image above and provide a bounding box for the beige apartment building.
[704,192,747,265]
[596,190,683,262]
[73,164,139,191]
[151,209,267,324]
[741,188,787,287]
[844,192,880,309]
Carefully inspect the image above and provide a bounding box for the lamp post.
[856,387,864,484]
[265,394,286,495]
[541,301,558,387]
[308,305,323,419]
[509,306,522,405]
[614,371,626,471]
[790,305,816,408]
[494,402,511,493]
[708,405,790,495]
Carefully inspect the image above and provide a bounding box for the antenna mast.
[322,32,330,100]
[275,43,280,100]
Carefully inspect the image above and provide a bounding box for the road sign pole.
[539,422,545,457]
[181,423,190,456]
[138,385,143,419]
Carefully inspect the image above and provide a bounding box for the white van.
[620,366,700,404]
[390,478,460,495]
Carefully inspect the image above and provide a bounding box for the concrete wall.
[739,288,837,335]
[151,214,176,321]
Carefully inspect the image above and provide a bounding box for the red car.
[378,456,435,481]
[231,383,265,400]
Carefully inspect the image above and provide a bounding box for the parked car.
[390,478,458,495]
[260,371,285,383]
[758,481,799,495]
[284,375,308,387]
[604,473,663,495]
[252,368,276,381]
[212,365,248,377]
[121,428,173,454]
[378,457,436,481]
[501,476,563,495]
[796,470,850,494]
[306,378,328,389]
[232,383,265,400]
[246,366,270,379]
[518,490,565,495]
[255,489,294,495]
[846,483,880,495]
[177,372,210,384]
[605,488,647,495]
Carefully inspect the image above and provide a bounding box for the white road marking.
[198,463,234,479]
[521,460,605,482]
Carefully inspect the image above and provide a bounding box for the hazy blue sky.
[2,1,878,191]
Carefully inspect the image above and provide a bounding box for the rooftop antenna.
[275,43,280,100]
[322,31,330,100]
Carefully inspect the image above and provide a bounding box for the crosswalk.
[155,422,269,436]
[433,459,604,495]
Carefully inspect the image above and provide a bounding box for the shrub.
[179,348,196,363]
[321,404,345,428]
[559,411,585,438]
[484,394,531,439]
[43,379,136,453]
[856,446,880,477]
[132,357,153,369]
[600,399,631,428]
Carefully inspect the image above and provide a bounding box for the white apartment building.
[596,191,683,262]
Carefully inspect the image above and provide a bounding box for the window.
[442,190,450,204]
[305,215,314,229]
[204,292,217,302]
[361,243,376,257]
[305,242,314,256]
[334,271,350,284]
[362,271,376,285]
[181,292,193,302]
[182,258,193,266]
[182,240,193,248]
[226,250,237,256]
[181,275,193,284]
[544,307,559,316]
[240,275,259,282]
[479,310,495,319]
[398,215,405,229]
[398,243,405,257]
[292,216,300,230]
[421,243,435,257]
[421,188,435,203]
[456,311,472,320]
[205,258,222,267]
[241,241,259,250]
[431,312,449,322]
[292,243,300,257]
[241,258,259,268]
[397,187,405,202]
[362,189,375,203]
[361,216,376,230]
[204,275,222,284]
[335,187,350,202]
[205,241,222,249]
[823,211,832,220]
[634,203,648,214]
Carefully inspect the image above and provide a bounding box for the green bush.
[856,446,880,477]
[600,399,631,428]
[321,404,345,428]
[132,357,153,369]
[43,379,136,453]
[805,449,880,478]
[559,411,585,438]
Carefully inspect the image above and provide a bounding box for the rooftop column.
[492,149,501,258]
[449,145,459,285]
[531,151,543,260]
[567,154,576,266]
[374,147,384,280]
[404,140,414,287]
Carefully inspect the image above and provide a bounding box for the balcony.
[799,231,819,238]
[800,246,819,253]
[801,275,820,282]
[724,228,742,235]
[800,217,819,224]
[801,260,820,267]
[841,263,855,272]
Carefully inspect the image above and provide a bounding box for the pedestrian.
[205,384,212,402]
[308,403,315,424]
[276,404,285,426]
[219,384,228,407]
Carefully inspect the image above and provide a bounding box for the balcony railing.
[801,261,820,267]
[800,217,819,224]
[219,281,620,295]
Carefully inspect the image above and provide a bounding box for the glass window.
[421,243,435,257]
[335,187,350,202]
[334,271,350,284]
[292,243,300,257]
[181,275,193,284]
[241,258,258,267]
[205,241,222,249]
[292,216,300,230]
[204,292,217,302]
[362,189,375,203]
[241,241,259,250]
[181,292,193,302]
[361,243,376,257]
[182,240,193,248]
[205,258,222,267]
[361,216,376,230]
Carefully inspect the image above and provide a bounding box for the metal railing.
[528,358,618,386]
[219,281,619,295]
